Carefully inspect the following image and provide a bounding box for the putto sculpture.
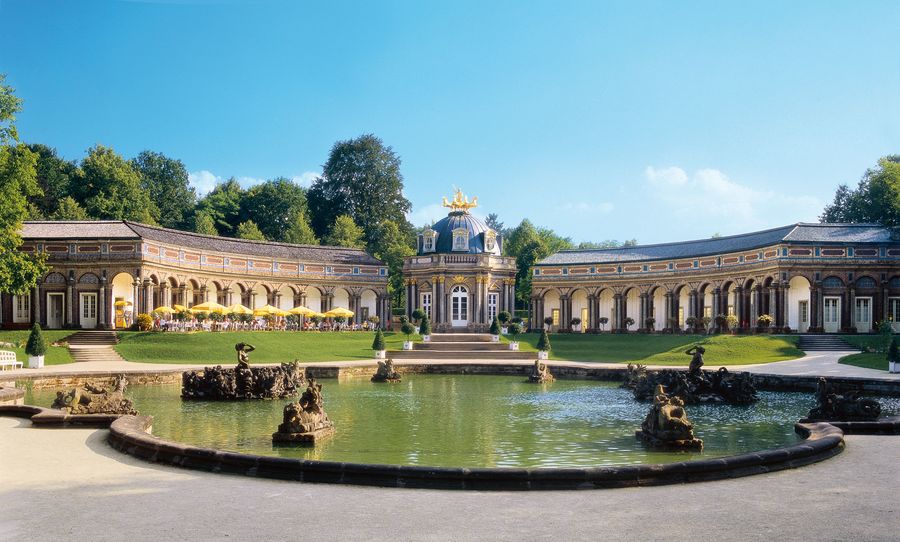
[636,384,703,450]
[371,358,401,382]
[805,377,882,421]
[528,359,555,383]
[272,378,335,445]
[181,343,304,400]
[622,346,757,405]
[51,374,138,415]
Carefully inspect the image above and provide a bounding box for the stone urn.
[374,349,386,359]
[403,341,414,350]
[501,326,509,335]
[422,335,431,342]
[537,350,549,360]
[491,334,500,342]
[509,341,519,351]
[890,360,899,374]
[28,355,44,369]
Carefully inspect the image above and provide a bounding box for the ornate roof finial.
[441,188,478,213]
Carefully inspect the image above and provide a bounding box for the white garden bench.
[0,350,23,370]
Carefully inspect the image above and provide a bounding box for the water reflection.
[26,376,900,469]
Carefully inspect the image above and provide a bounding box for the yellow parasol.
[114,300,133,307]
[225,303,253,315]
[153,306,175,314]
[252,304,281,317]
[288,306,315,316]
[173,304,188,312]
[190,301,228,314]
[271,308,291,317]
[323,307,354,318]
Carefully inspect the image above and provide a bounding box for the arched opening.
[542,289,561,330]
[305,288,322,313]
[651,287,665,331]
[788,275,812,332]
[598,289,615,331]
[625,288,640,331]
[451,285,469,327]
[332,288,350,310]
[250,284,269,309]
[276,285,295,311]
[571,289,588,332]
[111,272,135,329]
[361,290,378,323]
[675,285,689,329]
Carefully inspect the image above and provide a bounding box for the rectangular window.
[889,298,900,331]
[421,292,432,319]
[353,267,359,275]
[551,308,560,326]
[82,294,97,320]
[487,293,498,322]
[678,307,684,327]
[728,305,734,316]
[13,294,30,323]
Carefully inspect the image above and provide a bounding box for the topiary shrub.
[399,315,409,326]
[570,317,581,329]
[412,308,426,322]
[645,317,656,331]
[624,316,635,330]
[498,311,511,324]
[888,337,898,363]
[490,317,501,335]
[598,316,609,331]
[537,328,551,352]
[543,316,554,330]
[25,323,47,357]
[136,313,153,331]
[419,315,432,336]
[372,328,386,351]
[507,322,521,339]
[401,322,416,340]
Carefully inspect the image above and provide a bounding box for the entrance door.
[797,299,809,333]
[450,285,468,327]
[47,293,64,329]
[854,297,872,333]
[890,298,900,332]
[80,292,98,329]
[581,307,588,333]
[823,297,841,333]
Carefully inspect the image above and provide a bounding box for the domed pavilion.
[403,190,517,332]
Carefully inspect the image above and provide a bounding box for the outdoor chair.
[0,350,24,371]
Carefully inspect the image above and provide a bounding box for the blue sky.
[2,0,898,243]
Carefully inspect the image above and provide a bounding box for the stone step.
[415,342,510,351]
[427,333,495,343]
[387,350,536,360]
[67,331,119,346]
[798,335,856,351]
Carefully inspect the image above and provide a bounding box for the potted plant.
[401,321,416,350]
[644,317,656,333]
[666,317,678,333]
[598,316,609,332]
[498,311,511,333]
[489,316,501,341]
[570,317,582,332]
[411,308,425,324]
[725,314,739,334]
[701,316,712,333]
[543,316,554,331]
[888,337,899,374]
[536,328,551,360]
[757,314,773,333]
[624,316,635,332]
[685,316,697,333]
[715,314,727,333]
[507,322,521,350]
[136,313,153,331]
[372,328,387,358]
[25,322,47,368]
[367,315,380,329]
[419,314,432,342]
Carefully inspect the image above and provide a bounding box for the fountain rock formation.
[623,362,757,405]
[805,377,882,421]
[181,344,305,400]
[528,359,555,383]
[636,385,703,450]
[272,378,335,445]
[51,375,138,415]
[371,358,401,382]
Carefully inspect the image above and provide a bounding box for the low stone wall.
[13,370,183,390]
[0,404,124,427]
[0,386,24,406]
[105,415,845,490]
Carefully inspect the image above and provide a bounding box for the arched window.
[855,277,876,289]
[484,230,497,252]
[822,276,843,289]
[452,228,468,251]
[422,229,437,253]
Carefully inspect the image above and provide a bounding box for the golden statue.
[442,189,478,213]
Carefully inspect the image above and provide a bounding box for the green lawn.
[838,352,889,372]
[0,330,76,365]
[839,334,892,353]
[508,333,802,366]
[115,331,418,364]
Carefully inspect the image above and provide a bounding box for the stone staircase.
[66,331,125,363]
[798,335,857,352]
[389,333,535,360]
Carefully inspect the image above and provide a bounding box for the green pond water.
[27,375,844,468]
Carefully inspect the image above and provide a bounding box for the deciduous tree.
[284,209,318,245]
[236,220,266,241]
[194,210,218,236]
[196,178,243,237]
[240,177,307,242]
[324,215,365,248]
[131,150,195,229]
[75,145,159,224]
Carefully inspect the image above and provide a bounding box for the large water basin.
[26,375,863,468]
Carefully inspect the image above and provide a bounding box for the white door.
[890,298,900,332]
[451,285,468,327]
[798,300,809,333]
[823,297,840,333]
[854,297,872,333]
[80,292,98,329]
[47,293,64,329]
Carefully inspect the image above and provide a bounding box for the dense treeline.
[821,155,900,228]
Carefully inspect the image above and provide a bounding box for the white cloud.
[189,170,321,195]
[407,203,448,227]
[644,165,822,231]
[556,201,615,214]
[188,170,223,196]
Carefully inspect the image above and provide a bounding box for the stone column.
[133,281,141,314]
[848,286,856,331]
[663,293,672,330]
[33,282,43,327]
[99,283,107,329]
[144,280,154,314]
[768,287,776,322]
[66,275,74,327]
[884,284,891,321]
[611,293,621,331]
[474,277,483,324]
[782,283,791,330]
[509,282,516,315]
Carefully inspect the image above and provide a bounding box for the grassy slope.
[0,330,76,365]
[510,333,802,365]
[115,331,417,364]
[838,353,888,371]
